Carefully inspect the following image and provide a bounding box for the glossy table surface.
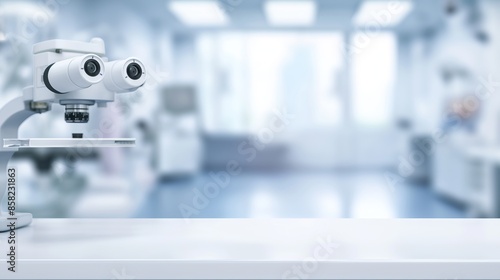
[1,219,500,279]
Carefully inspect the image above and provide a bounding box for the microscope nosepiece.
[64,104,89,123]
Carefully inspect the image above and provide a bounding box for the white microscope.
[0,38,147,231]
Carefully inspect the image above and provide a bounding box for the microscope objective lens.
[64,104,89,123]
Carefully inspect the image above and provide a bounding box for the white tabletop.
[1,219,500,279]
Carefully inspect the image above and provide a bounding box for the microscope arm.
[0,92,39,230]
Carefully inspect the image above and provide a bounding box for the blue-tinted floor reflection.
[135,171,465,218]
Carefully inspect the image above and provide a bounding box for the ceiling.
[73,0,447,35]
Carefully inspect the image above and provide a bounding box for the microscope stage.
[3,138,135,148]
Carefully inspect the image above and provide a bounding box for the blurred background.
[1,0,500,218]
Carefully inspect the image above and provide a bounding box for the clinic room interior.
[1,0,500,219]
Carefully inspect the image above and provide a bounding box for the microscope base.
[0,212,32,232]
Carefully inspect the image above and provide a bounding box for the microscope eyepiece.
[84,59,101,77]
[104,58,146,92]
[126,62,142,80]
[43,54,105,94]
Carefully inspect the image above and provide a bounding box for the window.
[197,32,345,133]
[351,32,396,126]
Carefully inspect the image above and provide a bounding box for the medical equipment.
[0,38,146,231]
[155,84,202,178]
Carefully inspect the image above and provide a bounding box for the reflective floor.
[136,171,466,218]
